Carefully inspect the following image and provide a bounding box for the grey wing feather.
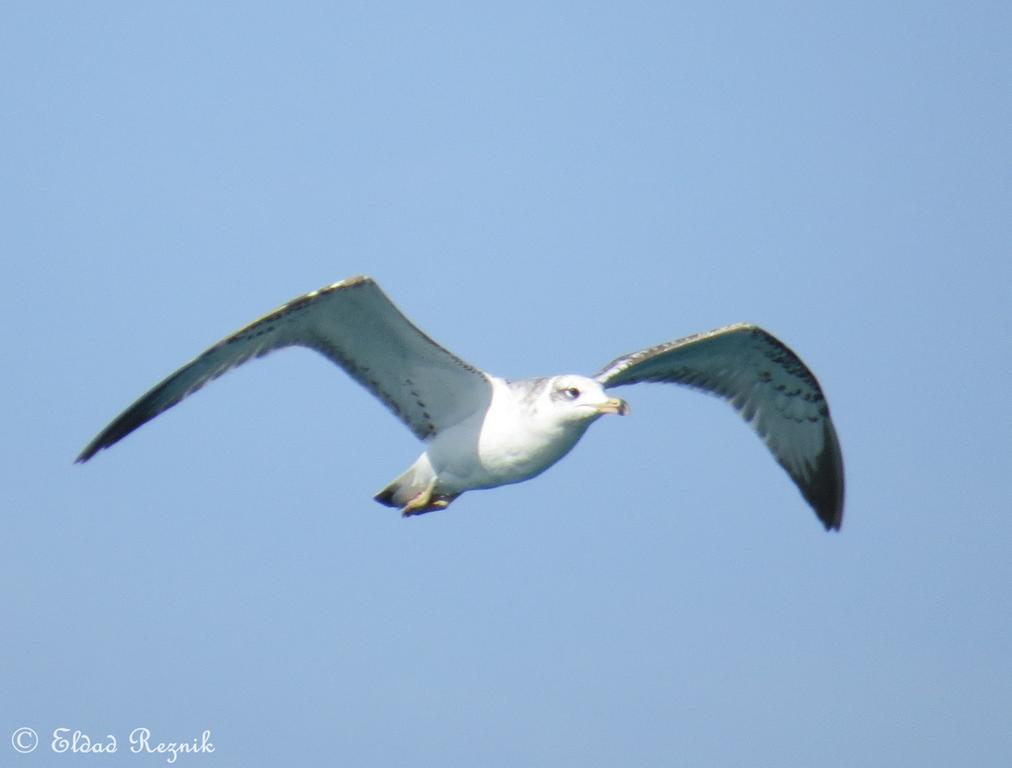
[594,323,844,530]
[77,276,492,462]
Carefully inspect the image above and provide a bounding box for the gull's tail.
[374,454,459,515]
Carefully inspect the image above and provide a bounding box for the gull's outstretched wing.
[594,323,844,530]
[77,276,492,462]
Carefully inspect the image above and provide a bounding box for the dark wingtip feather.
[74,376,182,464]
[75,409,150,463]
[76,430,110,463]
[801,420,845,531]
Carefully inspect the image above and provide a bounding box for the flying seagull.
[77,276,844,529]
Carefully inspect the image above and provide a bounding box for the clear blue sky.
[3,2,1010,766]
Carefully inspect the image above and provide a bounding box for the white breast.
[424,377,593,494]
[478,378,590,484]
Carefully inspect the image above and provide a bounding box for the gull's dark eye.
[562,386,580,400]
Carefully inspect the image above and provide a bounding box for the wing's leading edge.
[595,323,844,530]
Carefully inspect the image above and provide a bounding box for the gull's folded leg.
[401,477,438,517]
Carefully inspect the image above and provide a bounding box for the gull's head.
[547,375,630,423]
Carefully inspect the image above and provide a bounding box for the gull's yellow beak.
[595,397,630,416]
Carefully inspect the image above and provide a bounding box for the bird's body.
[78,276,844,529]
[379,375,623,513]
